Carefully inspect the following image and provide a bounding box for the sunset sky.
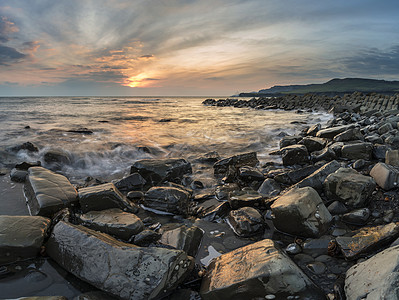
[1,0,399,96]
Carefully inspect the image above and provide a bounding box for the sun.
[124,73,149,88]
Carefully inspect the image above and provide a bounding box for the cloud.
[0,44,26,65]
[0,16,18,42]
[140,54,153,58]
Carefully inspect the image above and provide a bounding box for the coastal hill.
[240,78,399,96]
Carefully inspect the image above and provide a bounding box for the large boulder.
[143,186,190,215]
[200,239,324,299]
[323,168,376,207]
[160,225,203,257]
[0,215,51,264]
[130,158,192,186]
[77,208,144,241]
[316,125,354,139]
[299,136,326,152]
[345,244,399,299]
[213,152,259,176]
[280,144,309,166]
[24,167,78,217]
[227,207,265,237]
[257,178,281,197]
[46,221,194,300]
[341,142,373,160]
[78,183,138,213]
[271,187,332,238]
[370,162,399,190]
[114,173,146,193]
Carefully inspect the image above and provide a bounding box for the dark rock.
[333,127,363,142]
[130,158,192,186]
[286,243,302,255]
[307,124,321,136]
[302,236,332,256]
[373,144,389,160]
[341,208,370,225]
[228,190,263,209]
[10,141,39,152]
[323,168,376,207]
[227,207,265,237]
[67,127,93,134]
[385,149,399,166]
[114,173,146,192]
[24,167,78,217]
[311,147,336,162]
[334,222,399,260]
[327,201,348,215]
[0,216,51,264]
[341,142,373,160]
[215,183,239,200]
[352,159,368,170]
[10,168,28,182]
[345,244,399,299]
[271,187,332,238]
[74,291,118,300]
[126,190,144,201]
[370,162,399,190]
[43,149,71,165]
[307,261,326,275]
[316,125,354,139]
[78,183,138,213]
[196,151,221,164]
[365,134,383,144]
[213,152,259,176]
[299,136,326,152]
[378,122,393,135]
[274,165,318,185]
[160,225,203,256]
[15,161,41,170]
[46,221,193,299]
[279,135,302,148]
[194,198,230,221]
[133,229,162,246]
[200,239,325,299]
[257,178,281,197]
[238,166,264,182]
[77,208,144,241]
[144,186,190,215]
[280,144,309,166]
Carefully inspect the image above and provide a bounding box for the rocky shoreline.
[2,92,399,299]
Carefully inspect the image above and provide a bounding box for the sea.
[0,96,332,183]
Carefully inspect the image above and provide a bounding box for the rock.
[311,147,336,162]
[327,201,348,215]
[213,152,259,176]
[341,142,373,160]
[196,151,221,164]
[323,168,376,207]
[352,159,368,170]
[24,167,78,217]
[238,166,264,182]
[279,135,302,148]
[15,161,41,170]
[228,190,263,209]
[160,225,203,256]
[194,198,230,221]
[200,239,324,299]
[316,125,353,139]
[74,291,118,300]
[133,229,161,246]
[294,160,341,192]
[286,243,302,255]
[126,191,144,201]
[10,168,28,182]
[67,127,93,134]
[365,134,383,144]
[274,165,319,185]
[257,178,281,197]
[10,141,39,152]
[78,183,138,213]
[302,236,332,256]
[114,173,146,192]
[0,215,51,264]
[341,208,370,225]
[144,186,190,215]
[77,208,144,241]
[378,122,393,135]
[215,183,239,200]
[280,144,309,166]
[46,221,194,300]
[373,144,389,160]
[271,187,332,238]
[307,261,326,275]
[307,123,321,136]
[333,127,363,142]
[228,207,265,237]
[370,162,399,190]
[345,244,399,300]
[299,136,326,152]
[334,222,399,260]
[385,149,399,166]
[130,158,192,186]
[43,149,71,165]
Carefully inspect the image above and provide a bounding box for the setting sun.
[124,73,152,88]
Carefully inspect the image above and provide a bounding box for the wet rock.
[215,183,239,200]
[271,187,332,238]
[74,291,118,300]
[67,127,93,134]
[316,125,354,139]
[24,167,78,217]
[160,225,203,256]
[385,149,399,166]
[307,124,321,136]
[373,144,389,160]
[20,297,68,300]
[46,221,194,300]
[257,178,281,197]
[307,261,326,275]
[302,236,332,256]
[323,168,376,207]
[0,215,51,264]
[334,222,399,260]
[294,160,341,192]
[15,161,41,170]
[144,186,190,215]
[10,141,39,153]
[78,183,138,213]
[345,244,399,300]
[369,162,399,190]
[43,149,71,165]
[77,208,144,241]
[126,191,144,201]
[311,147,336,162]
[341,208,370,225]
[114,173,146,193]
[194,198,230,221]
[130,158,192,186]
[274,165,319,185]
[279,135,302,148]
[280,144,309,166]
[200,239,325,299]
[352,159,368,170]
[341,142,373,160]
[213,152,259,176]
[327,201,348,215]
[378,122,393,135]
[228,207,265,237]
[299,136,326,152]
[286,243,302,255]
[238,166,264,182]
[333,127,363,142]
[133,229,161,246]
[10,168,28,182]
[196,151,221,164]
[228,190,263,209]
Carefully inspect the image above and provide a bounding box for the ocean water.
[0,96,332,182]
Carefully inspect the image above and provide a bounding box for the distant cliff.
[239,78,399,97]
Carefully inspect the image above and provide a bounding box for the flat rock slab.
[160,225,203,257]
[341,142,373,160]
[213,152,259,176]
[77,208,144,241]
[78,183,137,213]
[227,207,265,237]
[200,239,324,299]
[370,162,399,190]
[24,167,78,217]
[345,244,399,300]
[46,221,194,300]
[316,125,354,139]
[228,190,263,209]
[335,222,399,260]
[280,144,309,166]
[130,158,192,186]
[0,215,51,264]
[144,186,190,215]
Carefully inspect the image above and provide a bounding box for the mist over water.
[0,97,332,182]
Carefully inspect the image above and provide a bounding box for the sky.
[0,0,399,96]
